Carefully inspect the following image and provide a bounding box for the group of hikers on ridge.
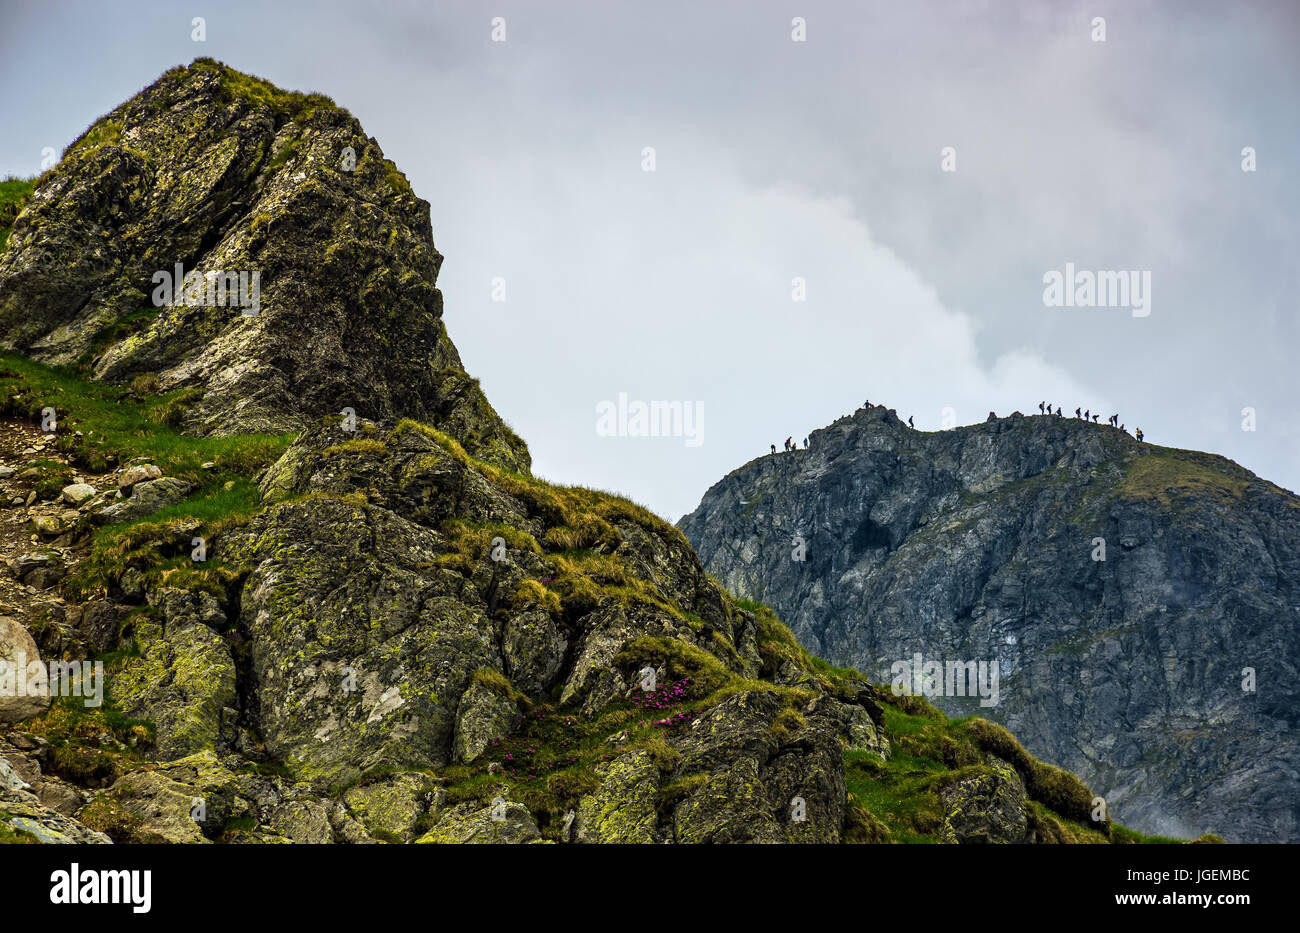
[771,399,918,455]
[770,397,1144,457]
[860,399,916,429]
[1038,401,1143,441]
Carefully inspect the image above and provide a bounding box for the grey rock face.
[2,782,112,844]
[416,800,544,844]
[93,476,193,524]
[681,405,1300,842]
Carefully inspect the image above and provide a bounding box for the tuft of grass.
[61,119,124,162]
[471,668,530,707]
[962,718,1102,831]
[189,58,337,123]
[0,176,36,253]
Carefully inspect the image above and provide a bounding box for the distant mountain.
[681,404,1300,842]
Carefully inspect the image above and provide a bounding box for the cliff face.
[0,59,528,473]
[681,405,1300,842]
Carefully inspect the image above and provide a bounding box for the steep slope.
[0,59,528,473]
[680,404,1300,842]
[0,63,1193,845]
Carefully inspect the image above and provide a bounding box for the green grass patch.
[189,58,337,124]
[1118,446,1253,509]
[0,175,36,253]
[1,350,293,482]
[0,351,291,598]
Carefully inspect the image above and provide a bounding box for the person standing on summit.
[1075,407,1081,419]
[1039,401,1045,414]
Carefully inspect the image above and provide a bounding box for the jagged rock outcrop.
[0,58,528,473]
[681,405,1300,842]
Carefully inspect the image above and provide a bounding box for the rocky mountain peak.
[0,58,529,473]
[683,406,1300,842]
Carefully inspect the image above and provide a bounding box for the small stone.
[60,483,96,505]
[118,464,162,491]
[32,515,62,537]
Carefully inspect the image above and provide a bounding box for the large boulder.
[452,679,521,764]
[340,772,444,843]
[219,496,499,788]
[112,590,237,759]
[92,476,193,524]
[415,800,543,844]
[0,616,49,723]
[573,750,660,844]
[939,757,1031,844]
[1,779,112,844]
[665,690,849,844]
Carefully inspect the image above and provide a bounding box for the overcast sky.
[3,1,1297,520]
